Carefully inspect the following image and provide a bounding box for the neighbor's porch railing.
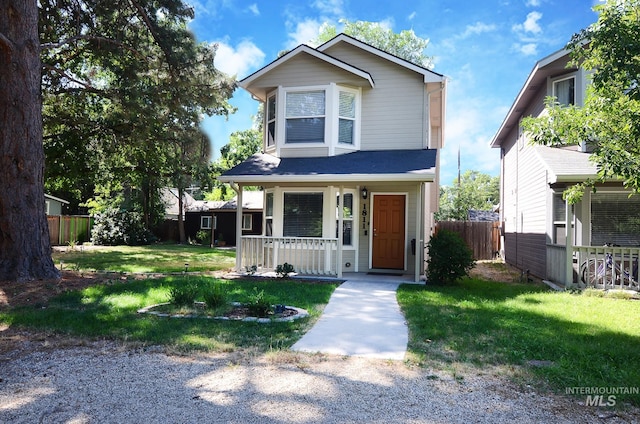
[240,236,339,276]
[574,245,640,291]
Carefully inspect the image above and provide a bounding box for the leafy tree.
[39,0,236,224]
[521,0,640,203]
[0,1,59,281]
[314,19,433,68]
[436,171,499,221]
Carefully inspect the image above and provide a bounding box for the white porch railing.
[574,245,640,291]
[240,236,339,277]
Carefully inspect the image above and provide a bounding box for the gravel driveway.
[1,339,638,423]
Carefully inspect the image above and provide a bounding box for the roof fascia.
[239,44,374,91]
[317,34,444,84]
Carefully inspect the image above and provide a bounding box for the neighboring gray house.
[218,33,447,281]
[490,48,640,291]
[45,194,69,216]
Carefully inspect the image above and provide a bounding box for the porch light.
[361,187,368,200]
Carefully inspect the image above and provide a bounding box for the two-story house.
[490,48,640,291]
[218,34,447,282]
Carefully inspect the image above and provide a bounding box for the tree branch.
[41,34,144,59]
[42,63,103,93]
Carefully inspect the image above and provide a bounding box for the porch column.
[414,182,422,283]
[564,197,573,287]
[235,185,243,272]
[337,186,343,278]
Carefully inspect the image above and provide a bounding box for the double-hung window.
[553,76,575,106]
[265,192,274,236]
[267,94,276,147]
[283,192,323,237]
[285,91,325,144]
[336,193,354,245]
[338,91,356,145]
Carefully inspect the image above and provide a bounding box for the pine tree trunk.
[0,1,60,281]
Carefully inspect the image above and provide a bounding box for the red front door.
[372,195,405,269]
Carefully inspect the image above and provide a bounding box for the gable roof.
[218,149,437,184]
[240,43,375,97]
[317,33,444,84]
[490,48,574,148]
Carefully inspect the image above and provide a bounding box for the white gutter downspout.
[229,181,242,272]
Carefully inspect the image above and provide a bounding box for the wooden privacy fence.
[435,221,501,260]
[47,215,93,246]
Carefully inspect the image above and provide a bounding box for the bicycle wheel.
[581,259,611,288]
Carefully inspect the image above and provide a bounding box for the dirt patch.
[469,260,525,283]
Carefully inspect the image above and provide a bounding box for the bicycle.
[580,245,639,289]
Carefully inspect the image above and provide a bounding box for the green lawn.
[397,278,640,406]
[52,244,235,273]
[1,276,337,353]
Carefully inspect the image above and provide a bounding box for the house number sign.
[362,203,368,235]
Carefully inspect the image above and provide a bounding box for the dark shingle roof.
[219,149,437,183]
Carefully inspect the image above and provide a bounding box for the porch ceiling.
[218,149,437,184]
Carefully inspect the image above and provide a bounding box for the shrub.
[426,229,475,284]
[168,282,199,306]
[275,263,295,278]
[196,230,211,246]
[91,207,156,246]
[202,282,226,309]
[246,287,274,317]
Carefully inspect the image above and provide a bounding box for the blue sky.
[187,0,601,186]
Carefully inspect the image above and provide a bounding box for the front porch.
[547,244,640,291]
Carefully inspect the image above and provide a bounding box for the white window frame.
[201,215,214,230]
[269,84,361,153]
[266,93,276,150]
[336,191,356,247]
[552,75,576,106]
[242,213,252,231]
[284,88,327,145]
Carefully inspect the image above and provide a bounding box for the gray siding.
[322,44,427,151]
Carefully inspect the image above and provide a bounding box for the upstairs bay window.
[267,95,276,147]
[285,91,325,144]
[266,85,360,149]
[338,91,356,145]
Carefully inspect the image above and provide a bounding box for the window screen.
[285,91,325,143]
[591,192,640,246]
[283,193,323,237]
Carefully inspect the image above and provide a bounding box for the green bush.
[196,230,211,246]
[426,229,475,284]
[168,282,199,306]
[91,207,156,246]
[202,282,226,309]
[275,262,295,278]
[246,287,274,317]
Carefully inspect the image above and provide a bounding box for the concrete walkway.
[291,276,411,360]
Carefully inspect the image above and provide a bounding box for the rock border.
[137,302,309,323]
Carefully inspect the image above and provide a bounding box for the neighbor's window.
[265,192,273,236]
[553,76,575,106]
[283,192,323,237]
[591,192,640,246]
[267,94,276,147]
[285,90,325,143]
[338,91,356,145]
[242,214,252,231]
[336,193,353,245]
[201,216,213,230]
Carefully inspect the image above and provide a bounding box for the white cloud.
[213,40,265,77]
[285,18,323,49]
[525,0,541,6]
[515,42,538,56]
[513,11,543,35]
[247,3,259,16]
[460,22,497,38]
[312,0,344,17]
[408,11,417,21]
